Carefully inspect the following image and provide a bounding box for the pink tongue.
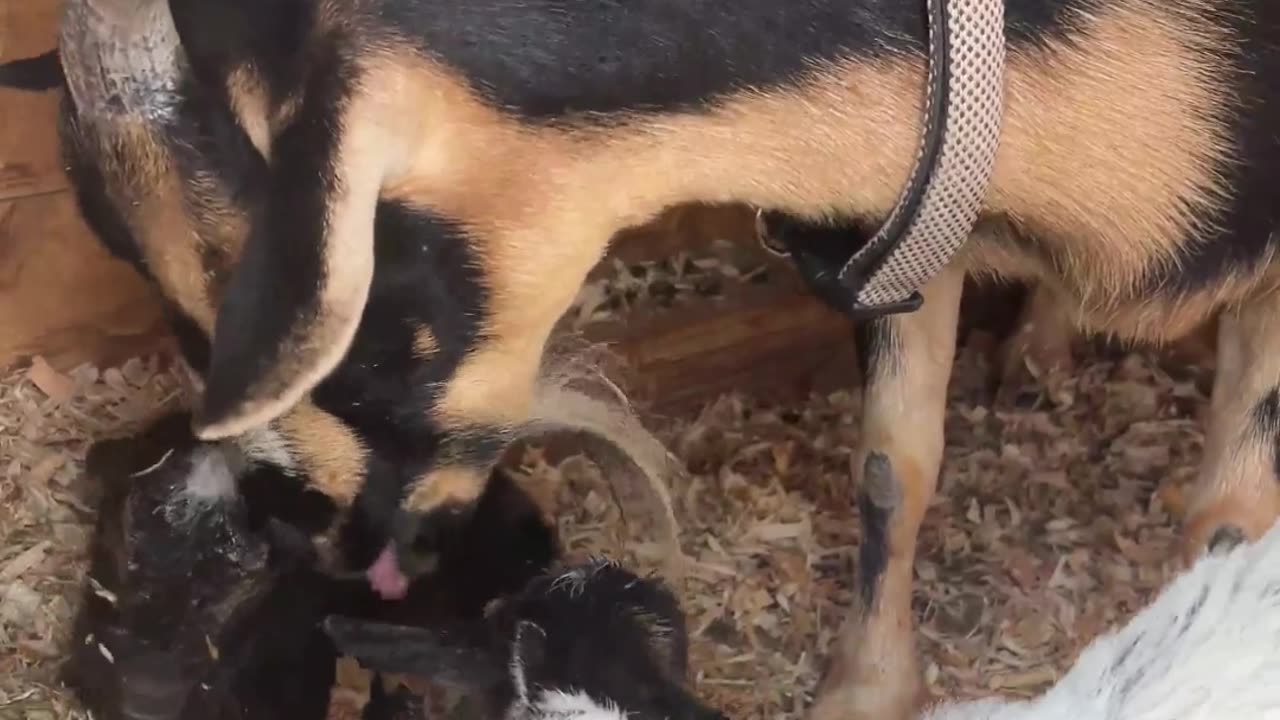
[366,544,410,600]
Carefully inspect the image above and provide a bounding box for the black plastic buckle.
[847,291,925,321]
[755,210,925,323]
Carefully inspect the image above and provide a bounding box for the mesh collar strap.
[839,0,1007,311]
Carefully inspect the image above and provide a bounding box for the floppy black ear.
[193,199,372,440]
[322,616,507,690]
[192,81,378,441]
[0,50,64,92]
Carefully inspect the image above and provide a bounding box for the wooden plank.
[0,192,169,371]
[0,0,68,201]
[578,279,860,414]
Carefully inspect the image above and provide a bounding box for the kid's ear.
[322,616,508,691]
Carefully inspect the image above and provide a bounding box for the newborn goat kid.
[65,410,560,720]
[325,558,725,720]
[66,412,353,720]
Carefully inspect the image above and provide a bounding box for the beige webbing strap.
[841,0,1006,309]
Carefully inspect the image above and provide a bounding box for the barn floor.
[0,320,1211,719]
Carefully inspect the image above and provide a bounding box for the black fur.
[169,0,1096,121]
[856,453,895,608]
[67,414,349,720]
[306,206,495,569]
[165,0,314,98]
[1252,387,1280,479]
[1141,0,1280,297]
[492,560,710,719]
[854,318,903,381]
[1207,525,1248,554]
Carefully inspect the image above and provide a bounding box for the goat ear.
[507,620,550,706]
[322,616,507,690]
[512,620,548,674]
[192,188,374,441]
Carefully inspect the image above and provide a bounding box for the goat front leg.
[1182,290,1280,562]
[808,266,964,720]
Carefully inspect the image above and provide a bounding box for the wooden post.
[0,0,170,372]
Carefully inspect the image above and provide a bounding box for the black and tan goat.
[64,409,559,720]
[1,1,673,597]
[325,556,725,720]
[14,0,1280,718]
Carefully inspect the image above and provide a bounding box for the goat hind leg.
[1182,291,1280,562]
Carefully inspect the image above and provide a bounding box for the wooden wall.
[0,0,170,373]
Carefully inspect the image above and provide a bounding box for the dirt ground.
[0,317,1211,719]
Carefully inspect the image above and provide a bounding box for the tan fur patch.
[412,325,440,359]
[226,67,275,161]
[97,122,220,333]
[274,400,368,504]
[403,465,488,514]
[983,2,1233,283]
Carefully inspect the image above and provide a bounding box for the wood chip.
[24,358,74,404]
[0,542,51,583]
[21,456,63,488]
